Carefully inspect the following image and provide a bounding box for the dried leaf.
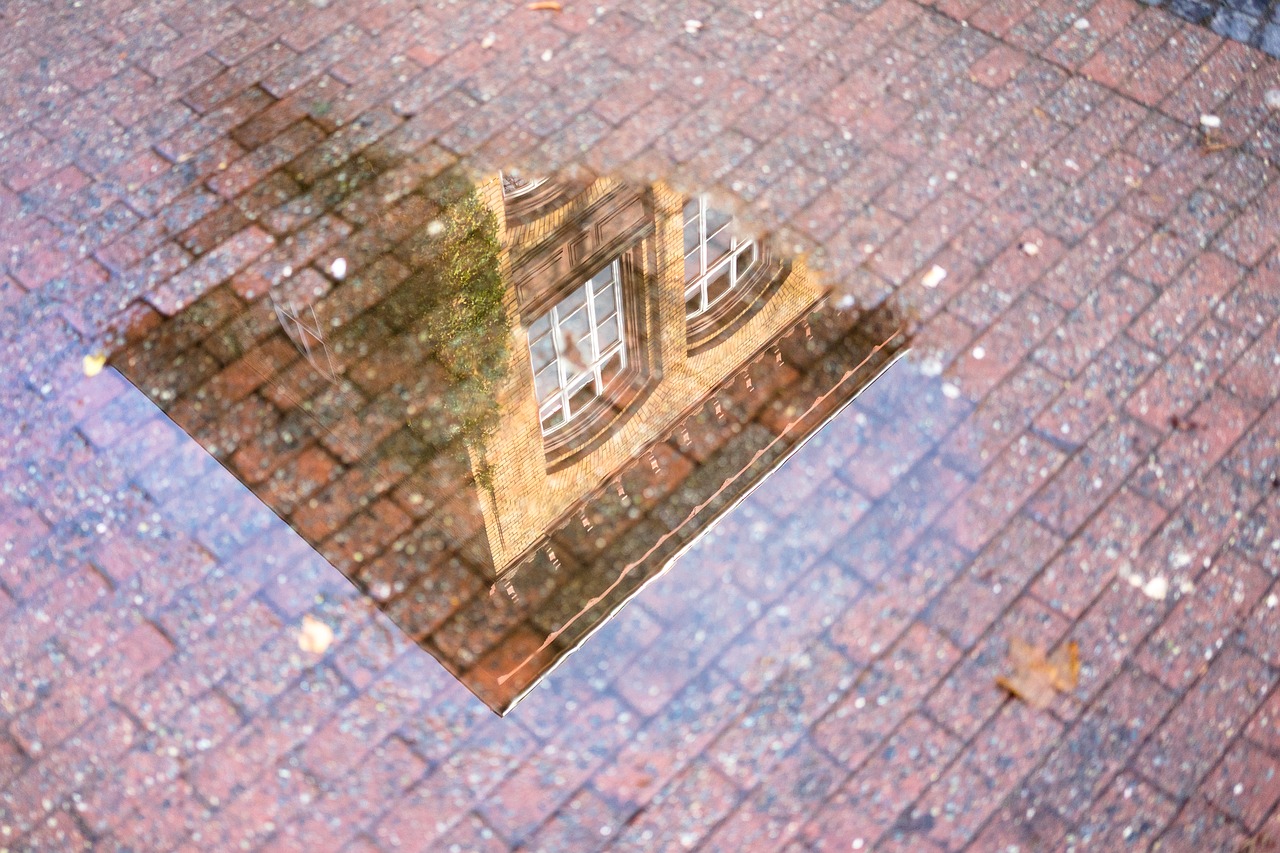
[996,638,1079,709]
[527,1,562,10]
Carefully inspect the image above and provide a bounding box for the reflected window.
[502,171,548,199]
[529,260,627,434]
[683,196,758,319]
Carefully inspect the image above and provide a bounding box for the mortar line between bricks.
[1105,638,1280,838]
[7,1,1280,845]
[911,0,1280,165]
[773,372,1271,848]
[507,517,883,848]
[953,523,1280,847]
[481,303,1253,848]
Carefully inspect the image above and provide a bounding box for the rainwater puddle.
[107,164,909,713]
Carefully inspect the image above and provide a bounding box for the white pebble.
[921,265,947,288]
[1142,576,1169,601]
[1200,114,1222,129]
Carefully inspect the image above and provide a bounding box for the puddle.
[108,165,909,713]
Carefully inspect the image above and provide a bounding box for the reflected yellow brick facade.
[472,175,826,572]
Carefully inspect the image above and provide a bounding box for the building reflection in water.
[113,169,909,713]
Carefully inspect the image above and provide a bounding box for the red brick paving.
[2,0,1280,850]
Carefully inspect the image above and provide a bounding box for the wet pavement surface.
[2,0,1280,850]
[109,167,908,712]
[1138,0,1280,59]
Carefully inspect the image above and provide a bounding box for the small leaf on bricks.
[527,1,562,10]
[996,637,1080,710]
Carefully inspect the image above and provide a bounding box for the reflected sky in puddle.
[108,165,909,713]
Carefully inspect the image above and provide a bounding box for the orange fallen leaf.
[996,637,1080,710]
[528,1,562,10]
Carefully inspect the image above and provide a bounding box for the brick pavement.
[1139,0,1280,60]
[2,0,1280,850]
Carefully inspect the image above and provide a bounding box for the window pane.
[685,252,701,284]
[559,283,588,317]
[706,207,731,235]
[601,352,623,387]
[591,263,617,290]
[598,314,620,348]
[593,284,618,322]
[559,308,591,360]
[528,313,551,341]
[530,334,555,372]
[534,364,560,402]
[683,219,701,255]
[686,293,703,316]
[707,268,732,306]
[541,407,565,431]
[534,261,633,435]
[568,383,597,417]
[708,228,732,263]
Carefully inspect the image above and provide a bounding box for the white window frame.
[683,196,758,319]
[501,171,548,199]
[528,260,627,435]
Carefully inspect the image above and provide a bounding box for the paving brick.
[1137,550,1271,691]
[940,432,1067,552]
[480,695,637,842]
[1199,737,1280,832]
[9,621,173,755]
[1126,317,1254,430]
[926,515,1064,651]
[519,786,630,853]
[5,0,1280,849]
[1135,647,1278,799]
[1025,415,1160,538]
[709,642,856,788]
[1152,797,1252,852]
[1064,772,1179,850]
[590,666,742,812]
[1130,388,1259,510]
[189,665,349,804]
[815,624,961,767]
[806,715,957,850]
[607,756,741,853]
[1129,251,1247,356]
